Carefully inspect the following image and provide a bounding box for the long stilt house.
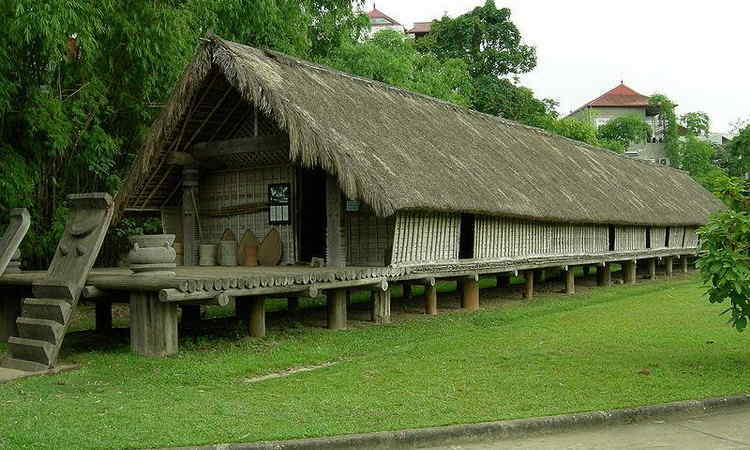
[117,36,722,274]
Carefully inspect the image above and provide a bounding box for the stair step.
[7,337,53,367]
[22,298,71,323]
[16,317,64,344]
[1,357,48,373]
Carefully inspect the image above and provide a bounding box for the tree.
[420,0,536,79]
[325,30,473,107]
[650,94,680,166]
[0,0,367,268]
[471,76,558,124]
[680,135,726,189]
[680,111,710,137]
[724,125,750,178]
[596,115,652,149]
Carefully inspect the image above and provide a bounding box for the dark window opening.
[665,227,671,248]
[459,214,475,259]
[645,226,652,249]
[681,228,686,247]
[608,225,616,251]
[297,167,327,262]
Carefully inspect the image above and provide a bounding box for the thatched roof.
[117,35,724,226]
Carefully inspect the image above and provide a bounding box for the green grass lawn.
[1,274,748,449]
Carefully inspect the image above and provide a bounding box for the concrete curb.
[171,394,750,450]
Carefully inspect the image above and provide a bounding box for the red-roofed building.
[367,6,405,36]
[569,82,670,165]
[406,21,432,39]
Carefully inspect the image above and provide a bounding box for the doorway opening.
[608,225,616,251]
[459,214,475,259]
[297,167,327,262]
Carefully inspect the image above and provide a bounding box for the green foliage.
[325,30,473,107]
[420,0,536,79]
[680,135,726,189]
[550,117,599,146]
[649,94,680,166]
[471,75,558,124]
[0,0,366,269]
[724,125,750,178]
[596,115,652,148]
[680,111,710,137]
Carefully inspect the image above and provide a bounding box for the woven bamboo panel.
[614,226,647,252]
[345,203,394,266]
[475,217,609,258]
[199,165,296,264]
[391,212,460,264]
[684,227,699,248]
[669,226,685,248]
[651,227,668,249]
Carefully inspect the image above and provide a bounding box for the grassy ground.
[1,271,747,449]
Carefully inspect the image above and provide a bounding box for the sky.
[365,0,749,133]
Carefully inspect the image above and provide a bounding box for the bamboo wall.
[614,226,647,252]
[651,227,667,249]
[391,212,460,264]
[684,227,699,248]
[669,226,685,249]
[199,165,297,265]
[344,203,395,266]
[474,217,608,259]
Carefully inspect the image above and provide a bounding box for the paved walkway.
[428,407,750,449]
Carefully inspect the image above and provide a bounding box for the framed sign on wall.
[268,183,291,225]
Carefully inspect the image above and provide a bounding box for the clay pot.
[128,234,177,277]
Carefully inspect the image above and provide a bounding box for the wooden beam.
[624,260,637,285]
[249,297,266,338]
[130,291,178,357]
[681,256,689,273]
[191,136,289,161]
[565,268,575,295]
[523,270,534,300]
[665,256,674,280]
[461,277,479,312]
[424,284,438,315]
[372,289,391,324]
[649,258,657,280]
[327,288,347,330]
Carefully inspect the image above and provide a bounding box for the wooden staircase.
[2,193,114,372]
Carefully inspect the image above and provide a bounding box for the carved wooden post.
[523,271,534,300]
[96,302,113,333]
[565,268,575,295]
[461,276,479,312]
[327,288,347,330]
[325,175,346,268]
[649,258,657,281]
[130,292,178,357]
[249,297,266,338]
[665,256,674,280]
[372,288,391,324]
[181,167,200,266]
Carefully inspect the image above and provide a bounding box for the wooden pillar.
[0,287,23,341]
[372,289,391,324]
[130,291,178,357]
[287,296,299,313]
[180,304,201,328]
[497,274,511,289]
[325,175,346,268]
[648,258,657,281]
[181,167,200,266]
[249,297,266,337]
[96,301,113,333]
[665,256,674,280]
[327,288,347,330]
[597,263,611,287]
[461,277,479,312]
[523,271,534,300]
[681,256,689,273]
[565,268,575,295]
[425,284,438,315]
[625,260,637,285]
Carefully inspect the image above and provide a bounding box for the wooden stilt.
[130,291,178,357]
[597,263,611,287]
[649,258,657,281]
[625,260,637,284]
[425,284,438,315]
[665,256,674,280]
[180,304,200,328]
[372,288,391,324]
[681,256,689,273]
[461,277,479,312]
[523,271,534,300]
[565,268,575,295]
[327,289,347,330]
[249,297,266,337]
[96,302,113,332]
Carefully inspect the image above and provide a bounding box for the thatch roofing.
[117,35,724,226]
